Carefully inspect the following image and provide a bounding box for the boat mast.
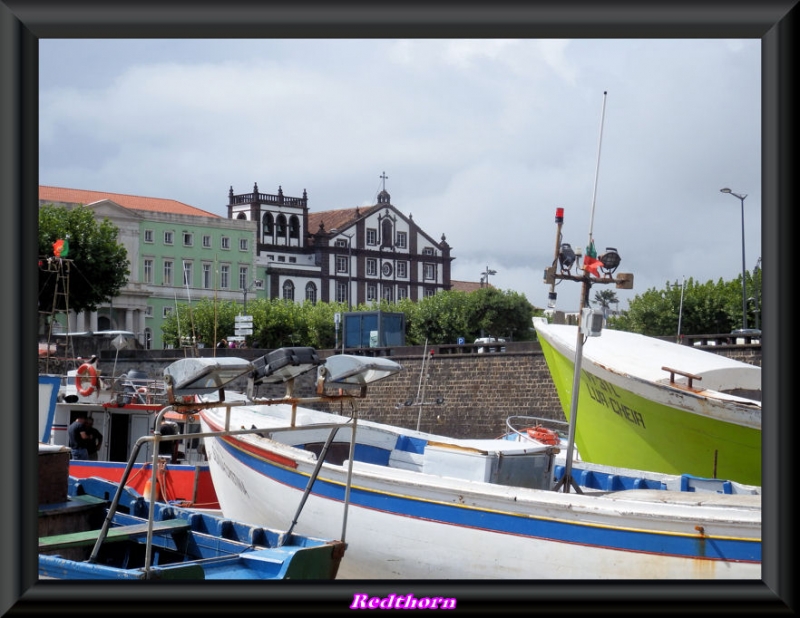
[554,92,607,493]
[677,275,686,343]
[415,340,429,431]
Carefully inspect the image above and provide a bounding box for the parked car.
[474,337,506,353]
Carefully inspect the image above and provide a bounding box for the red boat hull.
[69,460,219,509]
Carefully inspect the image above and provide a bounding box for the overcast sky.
[39,38,761,312]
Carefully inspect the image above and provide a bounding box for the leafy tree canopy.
[38,204,130,315]
[161,297,347,350]
[593,289,619,315]
[162,288,540,349]
[162,268,764,349]
[608,268,761,337]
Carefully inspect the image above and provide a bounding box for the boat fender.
[143,477,162,502]
[525,426,560,446]
[75,363,99,397]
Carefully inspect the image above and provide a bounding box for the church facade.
[227,181,453,308]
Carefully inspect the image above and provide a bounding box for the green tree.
[609,271,761,337]
[38,203,130,321]
[397,291,472,345]
[160,288,538,350]
[464,287,537,342]
[301,300,342,349]
[397,288,537,344]
[161,297,348,350]
[160,298,241,348]
[593,289,619,317]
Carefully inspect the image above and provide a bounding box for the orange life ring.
[75,363,99,397]
[525,426,560,446]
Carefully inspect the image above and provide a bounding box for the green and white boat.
[533,318,761,486]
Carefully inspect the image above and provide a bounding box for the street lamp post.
[242,278,263,315]
[720,188,748,331]
[343,232,354,311]
[749,256,761,331]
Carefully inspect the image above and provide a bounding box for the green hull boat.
[533,318,761,486]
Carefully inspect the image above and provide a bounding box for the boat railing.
[88,407,358,575]
[88,349,402,579]
[61,368,170,407]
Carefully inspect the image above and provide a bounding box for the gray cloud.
[40,38,761,311]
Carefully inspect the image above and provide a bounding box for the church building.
[227,176,453,307]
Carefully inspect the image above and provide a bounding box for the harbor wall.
[39,340,762,441]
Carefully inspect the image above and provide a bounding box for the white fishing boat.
[533,318,761,486]
[196,347,761,580]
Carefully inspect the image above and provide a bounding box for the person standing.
[67,414,91,460]
[84,417,103,461]
[158,419,180,463]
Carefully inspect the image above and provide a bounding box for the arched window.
[276,214,287,238]
[282,279,295,301]
[262,213,273,242]
[305,282,317,304]
[289,215,300,239]
[236,212,247,220]
[381,219,393,248]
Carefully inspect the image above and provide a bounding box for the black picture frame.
[3,1,794,614]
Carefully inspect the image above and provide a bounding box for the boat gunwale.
[535,322,761,429]
[199,407,763,530]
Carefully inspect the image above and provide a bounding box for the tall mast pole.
[554,91,608,494]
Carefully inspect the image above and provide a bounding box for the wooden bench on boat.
[39,518,191,552]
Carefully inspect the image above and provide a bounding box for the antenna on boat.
[394,340,445,431]
[415,340,429,431]
[677,276,686,343]
[542,91,634,493]
[586,91,608,253]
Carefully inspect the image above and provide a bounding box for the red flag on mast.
[583,240,602,276]
[53,238,69,257]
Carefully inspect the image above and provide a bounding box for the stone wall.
[40,342,761,441]
[317,350,564,439]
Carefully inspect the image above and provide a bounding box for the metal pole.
[721,188,748,331]
[415,340,429,432]
[280,423,342,546]
[348,238,352,311]
[552,278,586,495]
[738,195,748,331]
[677,276,686,343]
[553,91,607,495]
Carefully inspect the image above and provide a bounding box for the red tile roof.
[307,207,363,235]
[450,280,491,293]
[39,186,220,218]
